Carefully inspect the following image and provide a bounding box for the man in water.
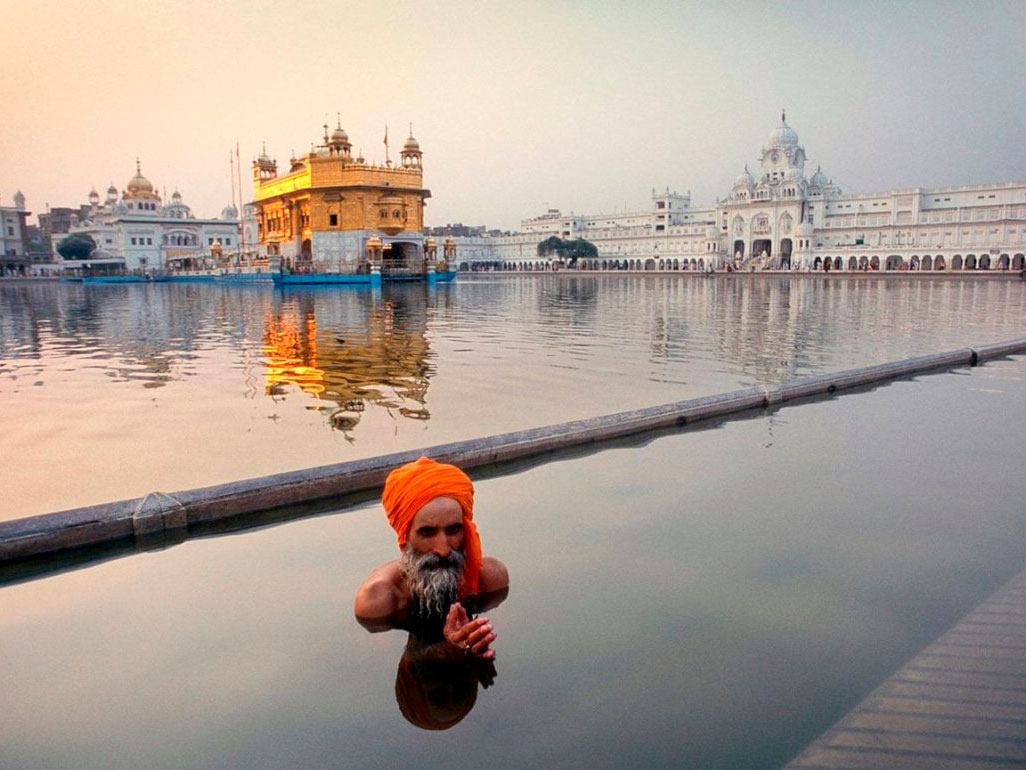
[355,456,509,659]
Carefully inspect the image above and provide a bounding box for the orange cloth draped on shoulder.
[382,456,482,595]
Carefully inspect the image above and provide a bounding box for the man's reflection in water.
[355,457,510,729]
[393,590,508,730]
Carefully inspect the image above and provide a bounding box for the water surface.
[2,275,1024,518]
[2,357,1026,768]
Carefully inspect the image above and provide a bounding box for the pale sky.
[2,0,1024,230]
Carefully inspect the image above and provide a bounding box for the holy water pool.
[1,275,1024,518]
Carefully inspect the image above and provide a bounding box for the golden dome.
[403,134,420,151]
[126,159,153,194]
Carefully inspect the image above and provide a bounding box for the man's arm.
[354,562,403,626]
[478,556,509,593]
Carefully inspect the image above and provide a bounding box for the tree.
[56,233,97,261]
[537,236,563,257]
[536,236,597,266]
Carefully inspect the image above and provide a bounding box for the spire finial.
[781,108,787,123]
[135,157,141,175]
[409,121,413,137]
[337,112,341,128]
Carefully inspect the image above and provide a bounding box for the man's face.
[401,497,466,622]
[408,497,465,558]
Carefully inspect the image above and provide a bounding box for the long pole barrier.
[2,338,1025,565]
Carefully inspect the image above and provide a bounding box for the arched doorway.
[910,255,920,270]
[870,256,880,270]
[935,255,946,270]
[922,255,933,270]
[813,257,822,270]
[998,254,1010,270]
[885,255,903,271]
[780,239,793,264]
[733,240,745,260]
[965,254,977,270]
[300,238,312,260]
[979,254,991,270]
[1013,254,1025,270]
[833,257,842,270]
[951,255,962,270]
[858,256,869,270]
[751,239,772,259]
[848,257,858,271]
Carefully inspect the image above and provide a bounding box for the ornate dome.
[13,190,25,209]
[221,204,238,219]
[733,165,755,188]
[809,165,829,187]
[88,187,100,204]
[331,126,349,145]
[171,190,182,201]
[764,111,799,150]
[106,183,118,199]
[403,134,420,151]
[257,142,272,164]
[126,160,154,194]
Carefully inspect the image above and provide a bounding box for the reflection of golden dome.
[211,239,223,257]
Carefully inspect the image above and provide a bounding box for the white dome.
[13,190,25,209]
[764,111,799,151]
[733,165,755,188]
[221,204,238,219]
[809,165,829,187]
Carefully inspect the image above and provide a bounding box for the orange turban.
[382,456,482,595]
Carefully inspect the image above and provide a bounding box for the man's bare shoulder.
[479,555,509,593]
[354,560,405,622]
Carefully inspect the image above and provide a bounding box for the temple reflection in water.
[261,288,435,433]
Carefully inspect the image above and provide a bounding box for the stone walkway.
[786,568,1026,768]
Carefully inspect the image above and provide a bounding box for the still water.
[1,275,1025,519]
[2,356,1026,768]
[2,276,1026,768]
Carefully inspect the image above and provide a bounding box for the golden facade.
[251,120,429,267]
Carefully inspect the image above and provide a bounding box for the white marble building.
[65,162,241,272]
[453,113,1026,273]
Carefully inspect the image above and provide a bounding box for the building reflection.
[261,288,434,434]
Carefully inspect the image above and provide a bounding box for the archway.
[965,254,977,270]
[300,238,313,260]
[752,239,771,259]
[979,254,991,270]
[951,255,962,270]
[813,257,822,270]
[658,259,665,270]
[998,254,1010,270]
[1013,254,1025,270]
[910,255,920,271]
[858,256,869,270]
[870,256,880,270]
[698,258,705,271]
[833,257,842,271]
[733,240,745,260]
[848,256,858,271]
[935,255,946,270]
[645,258,656,271]
[922,255,933,271]
[780,239,793,263]
[885,255,903,271]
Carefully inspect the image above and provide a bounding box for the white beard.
[399,544,465,622]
